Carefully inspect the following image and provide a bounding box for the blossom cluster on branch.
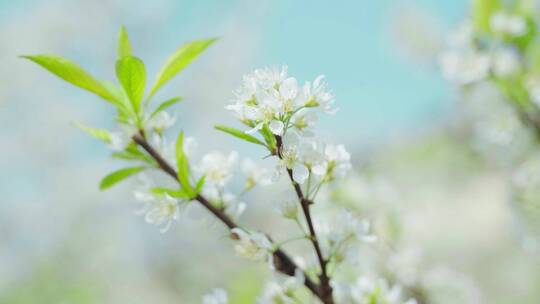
[23,26,418,304]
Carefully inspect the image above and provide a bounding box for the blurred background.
[2,0,539,303]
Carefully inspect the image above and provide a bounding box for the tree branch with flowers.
[22,26,417,304]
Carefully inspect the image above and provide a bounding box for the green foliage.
[151,187,191,199]
[149,96,183,119]
[175,132,195,197]
[73,122,111,143]
[195,175,206,194]
[117,25,132,58]
[260,124,278,153]
[472,0,501,32]
[215,125,267,147]
[99,166,146,190]
[149,38,218,97]
[111,144,156,165]
[23,27,216,132]
[21,55,119,104]
[115,56,146,115]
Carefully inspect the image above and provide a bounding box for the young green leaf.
[175,131,194,196]
[472,0,501,32]
[215,125,266,146]
[99,166,145,190]
[21,54,118,104]
[149,96,183,119]
[116,56,146,113]
[195,176,206,195]
[151,187,191,199]
[118,26,132,58]
[149,38,218,97]
[72,121,111,143]
[260,124,277,152]
[111,144,156,165]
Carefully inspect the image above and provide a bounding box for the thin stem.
[131,132,325,302]
[275,135,334,304]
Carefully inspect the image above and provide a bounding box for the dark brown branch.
[276,135,334,304]
[131,132,323,301]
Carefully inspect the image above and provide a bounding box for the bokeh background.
[2,0,539,303]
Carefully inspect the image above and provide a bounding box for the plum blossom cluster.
[439,2,540,254]
[439,6,538,97]
[226,66,335,136]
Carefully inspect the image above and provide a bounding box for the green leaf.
[215,125,267,146]
[21,54,118,104]
[111,144,156,165]
[176,131,194,196]
[151,187,191,199]
[72,122,111,143]
[472,0,501,32]
[99,166,145,190]
[260,124,277,153]
[116,56,146,113]
[149,96,183,119]
[117,26,132,58]
[195,176,206,194]
[149,38,218,97]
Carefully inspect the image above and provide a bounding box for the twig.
[275,135,334,304]
[131,132,326,302]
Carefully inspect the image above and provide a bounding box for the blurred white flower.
[202,288,228,304]
[134,190,180,233]
[490,11,527,37]
[108,124,138,151]
[491,47,521,77]
[279,197,298,220]
[231,228,273,261]
[525,75,540,107]
[321,144,352,179]
[318,210,376,260]
[439,49,490,85]
[333,276,417,304]
[146,111,176,131]
[242,158,271,189]
[199,151,238,187]
[257,269,305,304]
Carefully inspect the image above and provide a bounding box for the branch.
[131,132,325,302]
[275,135,334,304]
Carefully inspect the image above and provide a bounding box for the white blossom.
[439,49,490,85]
[303,75,336,113]
[290,108,317,136]
[108,124,137,151]
[321,144,352,179]
[257,270,305,304]
[199,151,238,187]
[490,11,527,37]
[332,276,417,304]
[146,111,176,131]
[231,228,273,261]
[202,288,228,304]
[242,158,271,189]
[491,47,521,77]
[134,190,181,233]
[227,66,336,138]
[279,197,298,220]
